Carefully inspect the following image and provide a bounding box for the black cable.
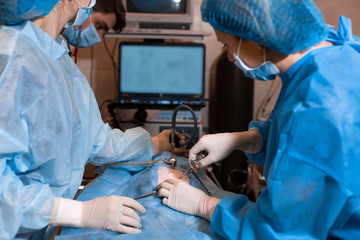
[171,104,197,147]
[103,36,119,100]
[90,46,94,87]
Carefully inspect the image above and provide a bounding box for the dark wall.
[209,51,254,193]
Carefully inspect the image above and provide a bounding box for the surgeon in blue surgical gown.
[157,0,360,239]
[0,0,175,239]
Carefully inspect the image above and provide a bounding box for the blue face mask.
[233,39,280,81]
[69,0,96,27]
[62,23,101,48]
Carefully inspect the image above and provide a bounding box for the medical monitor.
[118,41,205,107]
[122,0,194,31]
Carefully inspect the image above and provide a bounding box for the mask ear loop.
[74,0,84,7]
[258,44,266,63]
[237,38,242,57]
[73,15,92,63]
[263,47,266,62]
[74,24,84,63]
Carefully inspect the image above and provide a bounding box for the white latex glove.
[50,196,146,234]
[157,166,189,184]
[189,133,237,170]
[157,178,220,221]
[189,130,263,171]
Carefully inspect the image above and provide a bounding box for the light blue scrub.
[0,21,153,239]
[211,16,360,239]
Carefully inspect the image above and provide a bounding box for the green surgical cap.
[0,0,60,25]
[201,0,328,55]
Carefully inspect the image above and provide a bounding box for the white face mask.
[233,39,280,81]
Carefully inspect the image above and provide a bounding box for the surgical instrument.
[191,171,213,197]
[177,153,214,196]
[133,190,157,200]
[178,152,205,180]
[168,105,198,169]
[104,159,165,167]
[177,167,193,180]
[190,152,206,167]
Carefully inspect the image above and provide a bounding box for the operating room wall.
[76,0,360,131]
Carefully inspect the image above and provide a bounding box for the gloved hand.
[152,129,186,154]
[189,133,237,170]
[189,130,263,171]
[157,178,220,221]
[158,166,190,184]
[50,196,146,234]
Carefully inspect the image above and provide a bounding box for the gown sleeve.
[0,34,54,238]
[211,141,352,239]
[89,124,154,171]
[244,113,273,166]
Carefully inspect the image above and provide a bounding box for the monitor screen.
[119,42,205,106]
[127,0,187,14]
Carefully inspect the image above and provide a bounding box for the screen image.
[119,43,204,100]
[127,0,187,14]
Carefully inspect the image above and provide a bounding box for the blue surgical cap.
[0,0,60,25]
[201,0,328,55]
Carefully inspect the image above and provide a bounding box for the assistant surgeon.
[157,0,360,239]
[0,0,174,239]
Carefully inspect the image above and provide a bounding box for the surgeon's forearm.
[151,136,160,155]
[232,129,263,154]
[205,197,222,221]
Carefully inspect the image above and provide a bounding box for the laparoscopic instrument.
[105,104,198,169]
[177,152,214,197]
[133,152,213,200]
[166,104,198,169]
[167,105,213,196]
[133,104,211,200]
[103,104,212,200]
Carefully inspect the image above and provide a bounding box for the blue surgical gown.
[211,16,360,239]
[0,21,153,239]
